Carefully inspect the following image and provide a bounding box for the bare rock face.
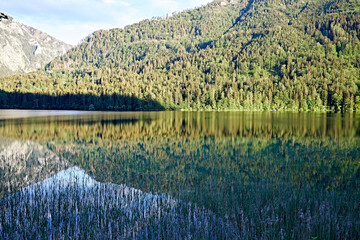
[0,13,72,77]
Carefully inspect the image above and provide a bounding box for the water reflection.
[1,161,238,239]
[0,111,359,239]
[0,111,359,140]
[0,138,69,199]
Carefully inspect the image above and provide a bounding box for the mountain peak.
[0,13,72,77]
[0,12,13,22]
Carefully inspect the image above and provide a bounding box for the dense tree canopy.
[0,0,359,111]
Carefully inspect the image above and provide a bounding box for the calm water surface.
[0,111,359,239]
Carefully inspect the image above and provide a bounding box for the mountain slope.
[47,0,246,71]
[0,0,359,111]
[0,12,72,77]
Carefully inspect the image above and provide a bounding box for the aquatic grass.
[0,167,239,239]
[48,137,360,239]
[2,169,358,239]
[229,181,360,240]
[0,138,69,199]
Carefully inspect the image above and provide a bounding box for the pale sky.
[1,0,213,45]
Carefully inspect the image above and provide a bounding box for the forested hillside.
[0,0,359,111]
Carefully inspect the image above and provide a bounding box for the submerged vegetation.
[0,0,360,111]
[1,167,238,239]
[0,111,359,239]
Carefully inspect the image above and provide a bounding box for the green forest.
[0,0,360,111]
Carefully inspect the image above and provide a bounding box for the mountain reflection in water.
[1,163,238,239]
[0,111,359,239]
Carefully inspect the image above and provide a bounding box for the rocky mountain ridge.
[0,12,72,77]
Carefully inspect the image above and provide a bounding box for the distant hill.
[0,0,359,111]
[0,12,72,77]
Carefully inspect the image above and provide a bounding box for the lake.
[0,110,359,239]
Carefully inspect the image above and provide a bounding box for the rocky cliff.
[0,12,72,77]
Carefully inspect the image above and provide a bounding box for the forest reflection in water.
[0,111,359,239]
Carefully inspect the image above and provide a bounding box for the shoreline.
[0,109,356,120]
